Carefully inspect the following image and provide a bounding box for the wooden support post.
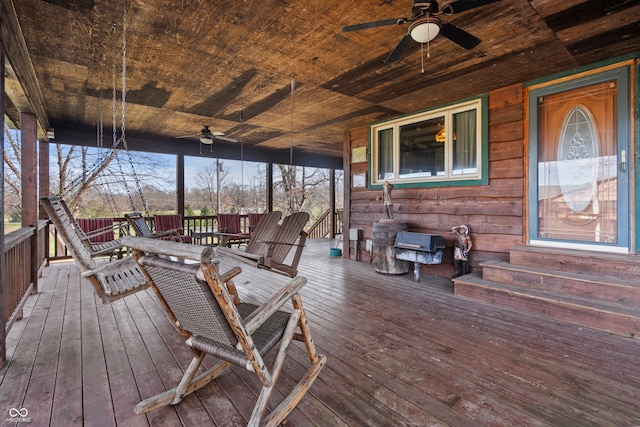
[21,113,38,227]
[177,154,185,217]
[267,162,273,212]
[39,140,50,262]
[39,140,49,219]
[21,113,39,294]
[330,168,336,239]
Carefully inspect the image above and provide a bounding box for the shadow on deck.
[1,239,638,426]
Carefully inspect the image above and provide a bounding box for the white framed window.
[370,96,487,187]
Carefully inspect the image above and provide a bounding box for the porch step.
[509,245,640,282]
[481,259,640,306]
[454,272,640,338]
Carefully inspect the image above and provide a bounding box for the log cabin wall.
[344,83,525,278]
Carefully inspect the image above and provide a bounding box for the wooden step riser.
[455,282,640,339]
[509,250,640,282]
[482,266,640,306]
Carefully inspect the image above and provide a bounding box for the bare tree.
[274,164,329,216]
[52,143,172,216]
[194,160,229,214]
[245,162,267,212]
[3,126,22,221]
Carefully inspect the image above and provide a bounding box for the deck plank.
[21,262,70,426]
[80,270,116,427]
[2,262,63,426]
[1,240,639,426]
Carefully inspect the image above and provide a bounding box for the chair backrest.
[247,213,264,232]
[125,212,153,237]
[217,213,242,234]
[138,255,239,347]
[40,196,97,272]
[154,214,184,234]
[270,212,309,263]
[245,211,282,255]
[76,218,115,243]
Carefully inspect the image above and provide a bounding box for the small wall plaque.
[352,172,366,188]
[351,146,367,163]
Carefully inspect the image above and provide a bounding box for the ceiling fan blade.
[384,34,413,64]
[440,22,481,49]
[342,17,407,33]
[215,136,238,143]
[175,134,197,139]
[444,0,500,14]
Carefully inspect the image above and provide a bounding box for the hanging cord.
[288,74,296,210]
[419,22,434,74]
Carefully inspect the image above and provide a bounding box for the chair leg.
[262,354,326,427]
[258,295,327,427]
[248,306,325,427]
[134,355,231,414]
[247,310,301,426]
[291,294,319,363]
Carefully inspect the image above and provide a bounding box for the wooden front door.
[528,66,631,251]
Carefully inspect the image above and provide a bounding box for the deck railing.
[3,220,48,336]
[306,209,343,239]
[42,210,343,260]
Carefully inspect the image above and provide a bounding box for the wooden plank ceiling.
[3,0,640,166]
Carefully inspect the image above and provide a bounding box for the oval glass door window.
[557,106,599,212]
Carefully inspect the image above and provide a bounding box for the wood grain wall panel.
[490,140,524,162]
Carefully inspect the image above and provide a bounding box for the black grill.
[394,232,445,282]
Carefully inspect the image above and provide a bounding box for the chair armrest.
[80,256,137,277]
[151,229,182,239]
[219,266,242,283]
[80,223,125,241]
[243,276,307,335]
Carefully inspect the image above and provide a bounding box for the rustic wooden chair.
[154,214,193,243]
[125,212,182,241]
[121,235,326,426]
[218,212,308,277]
[244,211,282,255]
[50,197,126,258]
[40,196,149,302]
[247,213,265,234]
[216,213,250,247]
[76,217,127,259]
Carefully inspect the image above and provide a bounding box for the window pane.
[399,116,444,178]
[452,110,477,174]
[377,128,394,180]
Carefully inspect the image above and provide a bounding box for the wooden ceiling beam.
[0,0,50,139]
[51,122,343,170]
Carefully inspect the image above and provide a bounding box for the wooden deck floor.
[1,239,639,426]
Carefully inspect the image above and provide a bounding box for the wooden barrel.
[372,220,409,275]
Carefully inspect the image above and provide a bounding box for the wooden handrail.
[3,222,47,347]
[306,209,343,239]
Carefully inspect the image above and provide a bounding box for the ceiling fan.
[176,125,238,144]
[342,0,500,64]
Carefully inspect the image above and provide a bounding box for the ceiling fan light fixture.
[409,17,441,43]
[199,136,214,144]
